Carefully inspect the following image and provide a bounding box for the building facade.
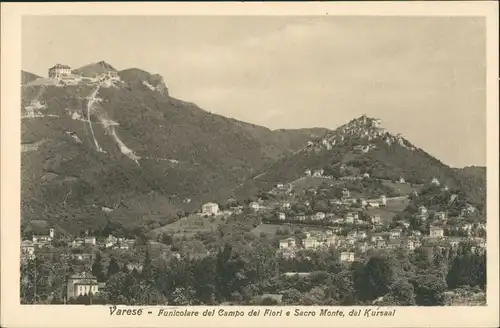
[48,64,72,79]
[66,272,99,300]
[202,202,219,215]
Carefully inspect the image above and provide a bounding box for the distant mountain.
[21,70,41,85]
[72,61,118,77]
[20,64,329,234]
[236,115,486,207]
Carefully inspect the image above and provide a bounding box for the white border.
[2,2,499,328]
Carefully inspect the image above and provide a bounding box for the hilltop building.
[21,240,36,261]
[48,64,72,79]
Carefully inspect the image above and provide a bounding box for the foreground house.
[21,240,36,261]
[66,272,99,300]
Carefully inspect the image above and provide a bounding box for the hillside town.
[20,169,486,304]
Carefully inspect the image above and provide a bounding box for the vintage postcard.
[1,2,499,328]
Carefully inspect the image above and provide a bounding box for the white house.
[249,202,260,211]
[371,215,381,225]
[303,236,319,249]
[21,240,36,260]
[279,237,296,249]
[368,202,380,208]
[105,235,118,248]
[340,252,355,263]
[431,177,441,186]
[380,195,387,207]
[325,236,336,247]
[313,169,324,177]
[48,64,72,79]
[278,212,286,221]
[389,228,402,239]
[66,272,99,300]
[304,169,312,176]
[341,188,351,198]
[429,226,444,238]
[314,212,326,220]
[370,234,384,243]
[399,177,406,183]
[84,237,96,246]
[281,202,291,209]
[202,202,219,215]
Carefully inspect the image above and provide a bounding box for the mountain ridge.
[235,115,486,208]
[20,66,330,234]
[19,63,485,236]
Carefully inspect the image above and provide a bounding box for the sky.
[22,16,486,168]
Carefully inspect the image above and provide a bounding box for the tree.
[161,233,173,245]
[142,249,153,281]
[215,244,248,302]
[282,288,302,305]
[388,279,416,305]
[192,256,216,304]
[446,253,486,290]
[107,258,120,278]
[327,271,356,305]
[92,252,105,282]
[357,255,396,301]
[411,274,447,306]
[170,286,196,305]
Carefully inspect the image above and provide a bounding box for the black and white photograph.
[1,2,499,328]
